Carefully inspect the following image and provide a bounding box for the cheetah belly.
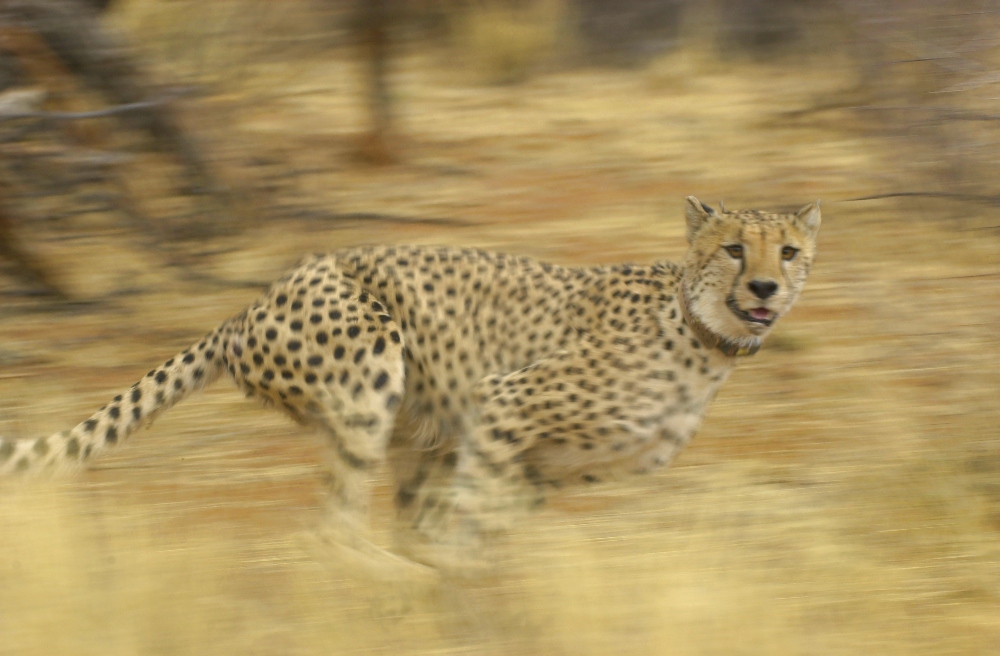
[524,409,704,484]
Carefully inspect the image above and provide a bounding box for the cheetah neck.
[679,286,760,359]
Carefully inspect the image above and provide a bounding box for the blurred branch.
[0,1,225,201]
[0,87,194,122]
[936,71,1000,94]
[847,192,1000,204]
[853,105,1000,121]
[848,16,986,76]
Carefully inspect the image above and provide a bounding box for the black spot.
[106,427,118,444]
[240,362,251,374]
[290,320,303,332]
[337,443,369,470]
[275,294,288,307]
[396,487,415,507]
[373,371,389,390]
[155,371,167,384]
[289,386,303,395]
[334,346,345,359]
[288,340,302,352]
[291,300,303,311]
[354,349,366,364]
[65,437,80,458]
[174,379,183,391]
[282,370,294,380]
[329,310,342,320]
[316,332,329,345]
[265,329,278,341]
[193,368,204,380]
[310,314,322,324]
[274,355,287,366]
[372,337,386,355]
[389,331,401,343]
[305,373,317,384]
[132,407,142,421]
[83,419,98,433]
[108,405,120,420]
[347,326,361,339]
[183,353,195,364]
[253,353,264,365]
[263,370,275,380]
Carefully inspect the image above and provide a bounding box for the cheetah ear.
[794,200,821,237]
[684,196,717,243]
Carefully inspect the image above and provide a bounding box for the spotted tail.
[0,321,235,476]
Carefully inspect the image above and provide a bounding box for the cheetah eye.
[781,246,799,261]
[724,244,744,259]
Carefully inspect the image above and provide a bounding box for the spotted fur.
[0,198,820,564]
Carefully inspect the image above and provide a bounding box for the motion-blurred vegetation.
[1,1,999,654]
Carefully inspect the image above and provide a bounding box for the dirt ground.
[1,19,1000,656]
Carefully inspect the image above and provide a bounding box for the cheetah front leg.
[409,364,553,560]
[410,339,687,564]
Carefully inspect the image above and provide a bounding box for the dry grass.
[108,0,342,88]
[445,0,571,84]
[2,7,1000,655]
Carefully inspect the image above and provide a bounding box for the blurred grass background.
[1,0,999,654]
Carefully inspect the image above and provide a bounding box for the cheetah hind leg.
[308,403,436,579]
[404,440,544,572]
[388,445,489,572]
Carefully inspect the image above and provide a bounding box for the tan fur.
[1,197,820,568]
[683,197,820,352]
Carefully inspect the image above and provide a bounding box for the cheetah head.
[680,196,820,355]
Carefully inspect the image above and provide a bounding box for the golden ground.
[1,36,999,656]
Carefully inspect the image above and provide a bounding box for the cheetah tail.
[0,321,236,476]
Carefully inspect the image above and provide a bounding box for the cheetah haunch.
[0,198,820,565]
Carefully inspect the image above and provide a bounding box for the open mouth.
[727,297,775,326]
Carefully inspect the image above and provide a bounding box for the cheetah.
[0,197,820,565]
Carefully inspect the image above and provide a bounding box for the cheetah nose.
[748,279,778,300]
